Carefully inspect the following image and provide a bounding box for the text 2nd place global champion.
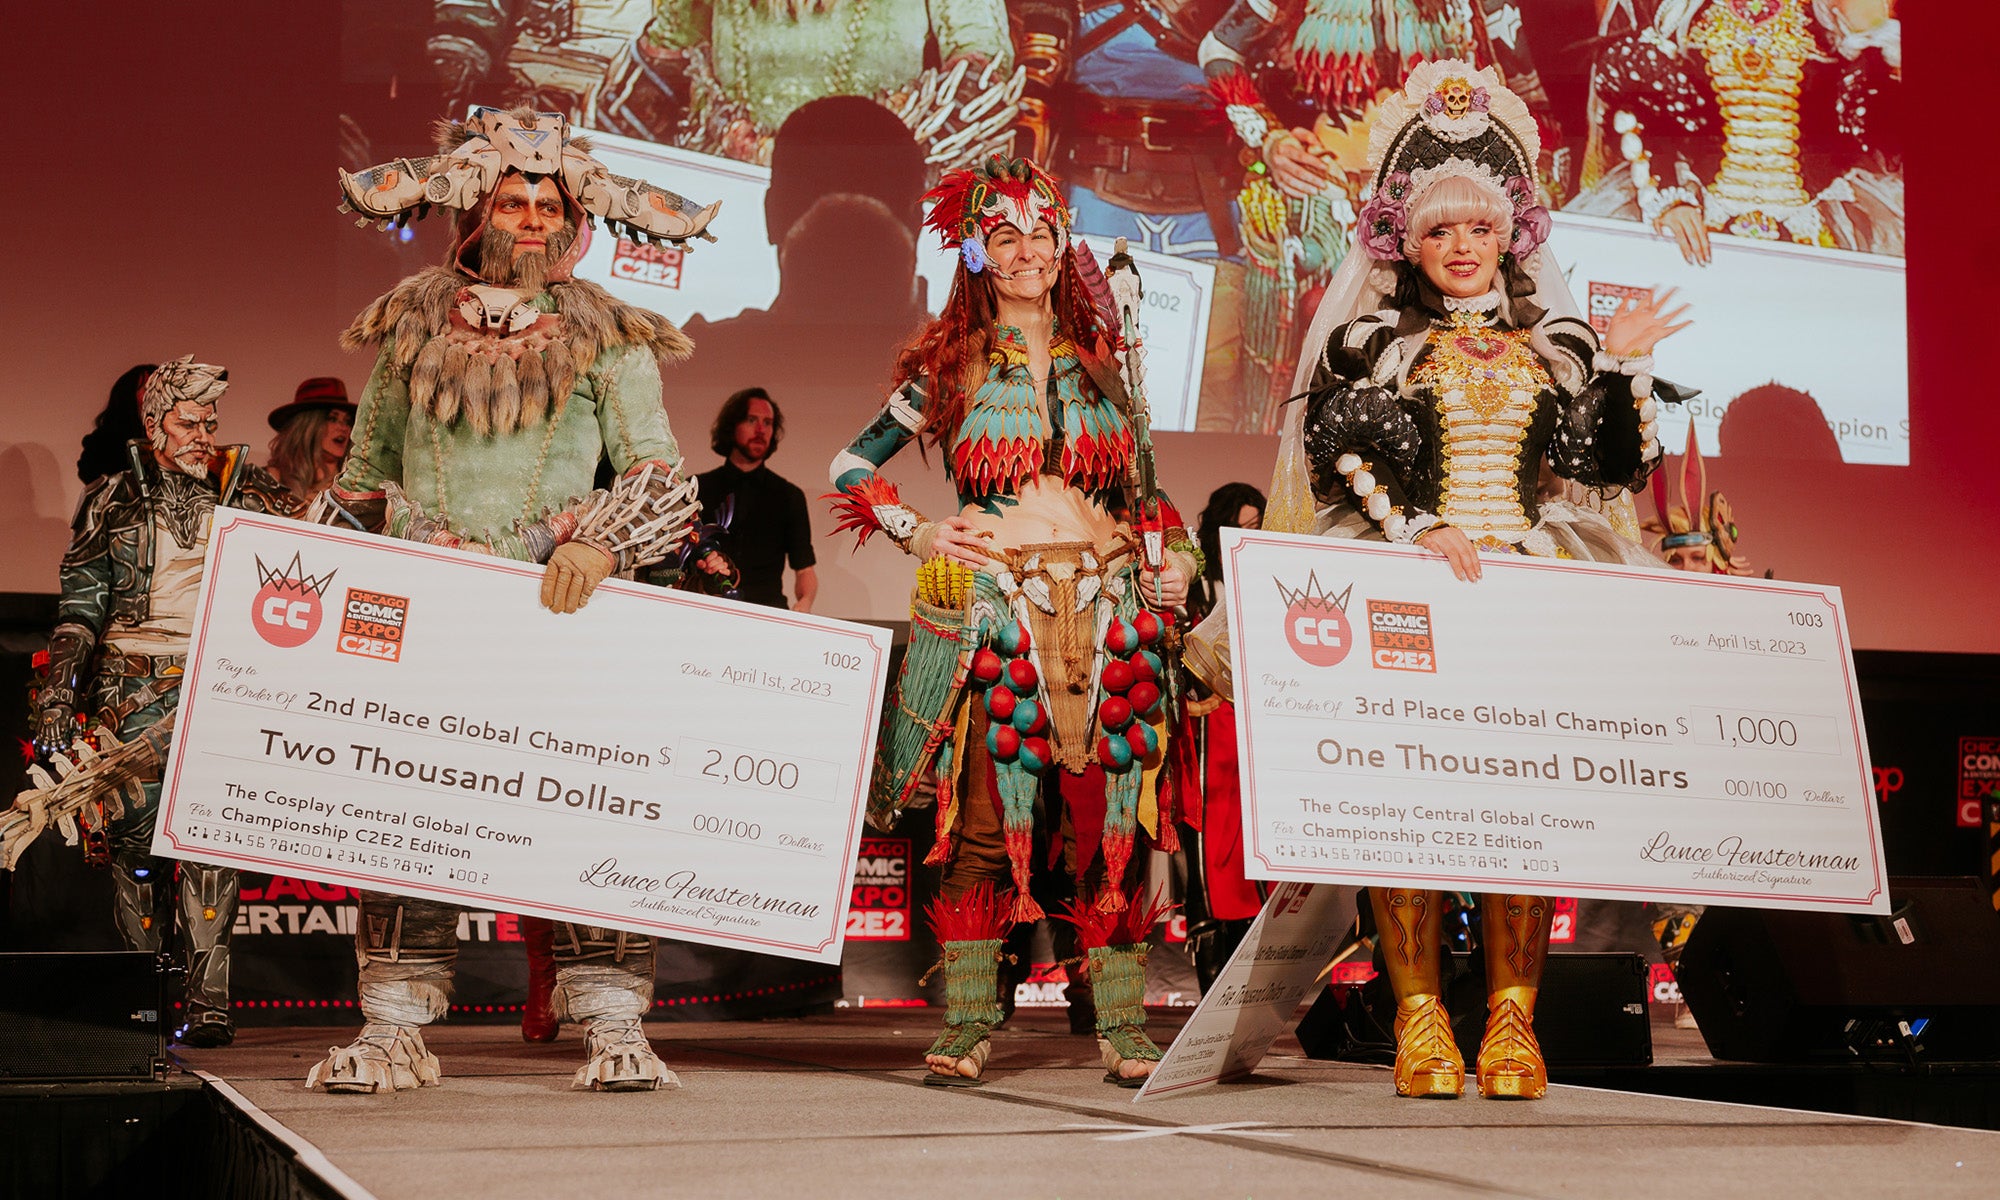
[302,692,656,768]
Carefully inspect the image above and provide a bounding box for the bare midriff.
[959,475,1127,566]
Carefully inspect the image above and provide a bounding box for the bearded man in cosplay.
[33,357,298,1048]
[307,106,720,1094]
[1268,62,1693,1099]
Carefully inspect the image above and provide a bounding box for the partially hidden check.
[1221,528,1888,914]
[154,509,891,963]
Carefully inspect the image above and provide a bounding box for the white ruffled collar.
[1440,288,1503,314]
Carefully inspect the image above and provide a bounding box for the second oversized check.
[154,510,891,963]
[1221,529,1888,914]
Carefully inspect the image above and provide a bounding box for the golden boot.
[1369,888,1462,1098]
[1478,894,1553,1100]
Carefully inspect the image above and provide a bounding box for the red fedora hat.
[268,377,356,430]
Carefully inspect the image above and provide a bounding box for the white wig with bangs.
[1401,173,1512,263]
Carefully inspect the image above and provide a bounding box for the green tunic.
[338,301,685,563]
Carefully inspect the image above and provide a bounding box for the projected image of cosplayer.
[1271,61,1699,1100]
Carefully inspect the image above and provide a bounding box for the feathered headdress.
[337,106,722,259]
[922,156,1073,273]
[1644,427,1753,575]
[1354,61,1550,264]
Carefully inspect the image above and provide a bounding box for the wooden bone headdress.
[336,106,722,250]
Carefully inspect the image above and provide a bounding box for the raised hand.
[1604,288,1692,358]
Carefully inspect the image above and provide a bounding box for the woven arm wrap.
[826,475,933,556]
[566,460,701,573]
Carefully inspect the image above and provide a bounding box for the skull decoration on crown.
[921,156,1074,275]
[1433,76,1480,120]
[1355,62,1549,268]
[337,106,723,281]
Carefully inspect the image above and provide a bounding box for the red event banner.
[1959,737,2000,829]
[847,838,910,941]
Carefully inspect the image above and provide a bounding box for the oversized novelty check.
[153,509,892,963]
[1222,529,1888,914]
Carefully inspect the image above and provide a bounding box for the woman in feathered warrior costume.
[1274,62,1692,1099]
[307,106,721,1095]
[827,157,1196,1087]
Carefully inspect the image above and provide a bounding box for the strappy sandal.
[1098,1029,1161,1089]
[924,1026,993,1087]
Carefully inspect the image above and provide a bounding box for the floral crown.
[1354,62,1550,264]
[922,156,1073,274]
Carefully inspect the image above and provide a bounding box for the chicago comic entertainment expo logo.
[339,588,411,662]
[1367,599,1437,673]
[1277,572,1355,667]
[250,553,336,648]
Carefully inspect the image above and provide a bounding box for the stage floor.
[175,1011,2000,1200]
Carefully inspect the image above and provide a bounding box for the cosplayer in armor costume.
[828,157,1197,1086]
[34,357,298,1047]
[308,106,717,1093]
[1273,62,1693,1098]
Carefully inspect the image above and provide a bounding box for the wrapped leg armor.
[554,923,676,1091]
[1061,889,1168,1088]
[922,884,1012,1086]
[308,896,673,1092]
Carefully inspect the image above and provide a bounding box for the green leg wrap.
[928,938,1005,1059]
[1088,942,1161,1062]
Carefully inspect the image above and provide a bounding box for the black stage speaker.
[1298,951,1653,1069]
[0,951,166,1081]
[1678,876,2000,1063]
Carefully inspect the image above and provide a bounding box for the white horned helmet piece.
[336,105,723,251]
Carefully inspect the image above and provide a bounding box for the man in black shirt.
[696,388,818,610]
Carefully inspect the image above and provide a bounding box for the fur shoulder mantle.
[338,267,694,437]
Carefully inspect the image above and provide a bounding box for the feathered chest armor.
[949,328,1135,498]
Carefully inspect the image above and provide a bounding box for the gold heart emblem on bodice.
[1452,334,1509,362]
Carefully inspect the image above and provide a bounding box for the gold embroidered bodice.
[1688,0,1816,237]
[1407,310,1555,543]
